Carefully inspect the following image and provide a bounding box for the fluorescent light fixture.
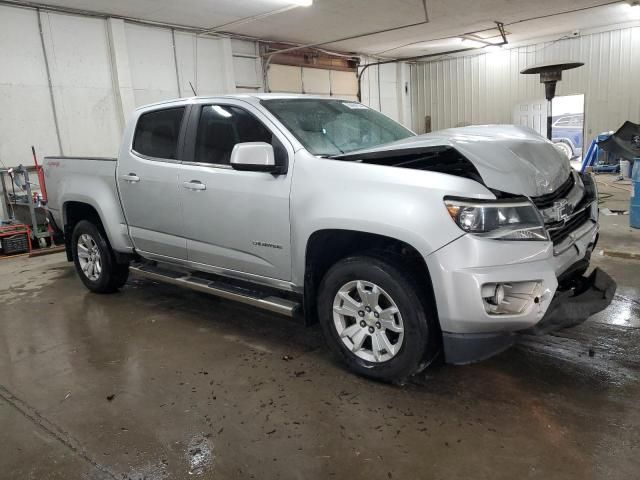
[626,1,640,17]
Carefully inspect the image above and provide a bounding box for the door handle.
[121,173,140,183]
[182,180,206,191]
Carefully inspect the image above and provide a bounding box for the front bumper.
[441,267,616,364]
[424,216,612,364]
[520,267,616,335]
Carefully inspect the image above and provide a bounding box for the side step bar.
[130,264,300,317]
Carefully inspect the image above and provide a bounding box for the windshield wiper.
[322,133,344,155]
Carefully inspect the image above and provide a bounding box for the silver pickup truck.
[44,94,615,381]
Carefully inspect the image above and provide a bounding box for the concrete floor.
[1,183,639,479]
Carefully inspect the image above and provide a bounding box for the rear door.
[117,106,188,259]
[178,101,294,281]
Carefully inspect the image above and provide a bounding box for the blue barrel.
[631,160,640,229]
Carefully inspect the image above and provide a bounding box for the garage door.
[267,64,358,101]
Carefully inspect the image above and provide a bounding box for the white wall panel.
[233,56,262,88]
[360,59,412,127]
[176,34,251,95]
[378,63,399,122]
[194,36,235,96]
[41,12,121,157]
[302,68,331,95]
[0,3,250,159]
[411,26,640,138]
[107,18,136,128]
[360,61,380,111]
[231,39,257,56]
[125,23,179,107]
[268,64,360,102]
[330,70,358,101]
[0,7,60,162]
[232,39,262,91]
[268,64,303,93]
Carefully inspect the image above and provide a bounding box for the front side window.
[132,107,185,159]
[261,99,414,156]
[194,105,274,165]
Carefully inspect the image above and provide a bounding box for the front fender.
[289,152,496,285]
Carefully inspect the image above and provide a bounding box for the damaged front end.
[521,267,616,336]
[332,145,485,183]
[334,127,617,350]
[519,167,616,335]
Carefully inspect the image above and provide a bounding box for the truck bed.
[44,156,133,253]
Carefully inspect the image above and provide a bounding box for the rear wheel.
[317,255,438,381]
[71,220,129,293]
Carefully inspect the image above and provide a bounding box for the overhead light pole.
[521,61,584,140]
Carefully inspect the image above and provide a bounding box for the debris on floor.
[186,434,213,476]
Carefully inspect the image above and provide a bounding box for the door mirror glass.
[230,142,278,172]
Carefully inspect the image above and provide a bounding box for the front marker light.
[444,197,549,241]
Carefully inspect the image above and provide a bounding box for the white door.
[178,102,293,281]
[513,100,546,136]
[117,106,187,260]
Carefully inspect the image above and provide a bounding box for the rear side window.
[133,107,185,159]
[194,105,274,165]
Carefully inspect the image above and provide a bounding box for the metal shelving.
[0,165,52,245]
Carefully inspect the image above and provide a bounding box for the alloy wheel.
[332,280,404,363]
[77,233,102,281]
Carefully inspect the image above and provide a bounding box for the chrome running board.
[130,264,300,317]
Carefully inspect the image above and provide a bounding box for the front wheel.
[317,255,438,381]
[554,141,573,159]
[71,220,129,293]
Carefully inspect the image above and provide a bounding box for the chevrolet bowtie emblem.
[551,199,572,222]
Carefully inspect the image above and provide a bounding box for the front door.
[178,102,293,281]
[117,106,188,260]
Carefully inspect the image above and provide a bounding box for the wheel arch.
[63,201,131,263]
[554,137,576,151]
[303,229,440,331]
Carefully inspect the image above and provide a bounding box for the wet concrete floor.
[1,252,639,479]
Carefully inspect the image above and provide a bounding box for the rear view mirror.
[230,142,279,173]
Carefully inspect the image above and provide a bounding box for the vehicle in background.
[44,95,615,381]
[552,113,584,159]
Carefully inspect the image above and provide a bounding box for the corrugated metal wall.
[410,25,640,140]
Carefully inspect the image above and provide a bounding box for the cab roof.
[135,93,349,111]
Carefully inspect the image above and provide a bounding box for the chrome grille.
[531,172,596,249]
[531,173,575,210]
[546,208,592,245]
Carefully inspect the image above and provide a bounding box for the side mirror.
[230,142,279,173]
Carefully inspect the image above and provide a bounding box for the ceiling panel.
[23,0,640,57]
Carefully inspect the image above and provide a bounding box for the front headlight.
[444,197,548,241]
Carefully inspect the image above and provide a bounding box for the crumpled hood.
[343,125,571,197]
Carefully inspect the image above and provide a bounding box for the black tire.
[317,255,438,382]
[554,141,574,159]
[71,220,129,294]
